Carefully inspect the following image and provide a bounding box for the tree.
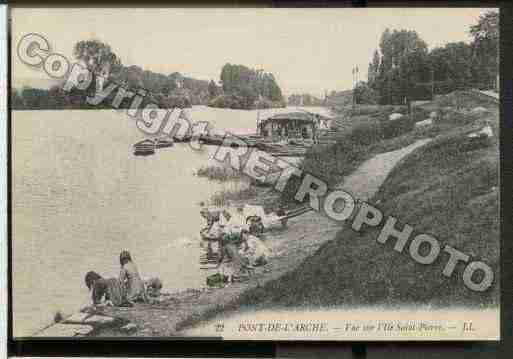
[208,80,219,98]
[470,11,498,43]
[217,63,283,109]
[73,40,122,95]
[374,29,430,104]
[21,87,49,109]
[73,40,122,77]
[470,10,498,89]
[428,42,473,93]
[11,89,24,109]
[354,81,378,104]
[368,50,380,86]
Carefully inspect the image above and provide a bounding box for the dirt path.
[337,139,431,200]
[90,139,431,337]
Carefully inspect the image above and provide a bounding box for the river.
[11,105,325,337]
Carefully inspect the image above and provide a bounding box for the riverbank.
[82,139,431,337]
[31,91,498,337]
[236,101,499,310]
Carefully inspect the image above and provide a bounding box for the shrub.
[381,115,414,139]
[195,165,240,182]
[210,185,259,207]
[208,94,245,109]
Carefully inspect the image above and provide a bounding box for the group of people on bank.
[200,204,274,284]
[84,250,162,308]
[83,204,275,307]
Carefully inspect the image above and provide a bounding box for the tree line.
[356,10,498,105]
[287,93,325,107]
[12,39,221,110]
[208,63,285,110]
[12,40,285,111]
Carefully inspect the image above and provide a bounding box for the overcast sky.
[11,7,495,97]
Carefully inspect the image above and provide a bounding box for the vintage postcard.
[10,7,499,340]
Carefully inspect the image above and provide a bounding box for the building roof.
[265,112,317,122]
[259,109,334,126]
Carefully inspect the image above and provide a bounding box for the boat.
[133,139,156,156]
[155,137,174,149]
[172,135,192,143]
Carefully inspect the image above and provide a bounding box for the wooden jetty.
[155,137,174,149]
[138,109,339,157]
[198,109,337,157]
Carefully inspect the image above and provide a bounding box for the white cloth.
[415,119,433,128]
[261,213,282,229]
[468,125,493,138]
[206,221,224,238]
[389,113,403,121]
[224,212,248,235]
[244,205,283,229]
[219,212,230,227]
[241,235,273,265]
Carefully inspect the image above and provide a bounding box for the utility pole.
[352,66,356,109]
[431,68,435,100]
[388,71,392,105]
[354,65,359,109]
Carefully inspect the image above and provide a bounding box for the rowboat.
[133,139,156,156]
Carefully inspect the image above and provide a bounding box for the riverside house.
[257,111,332,143]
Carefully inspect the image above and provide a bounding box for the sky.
[11,7,495,97]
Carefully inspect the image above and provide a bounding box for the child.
[145,277,163,298]
[84,271,128,307]
[119,250,147,303]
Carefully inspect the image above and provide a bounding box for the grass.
[279,94,498,207]
[195,165,241,182]
[238,97,499,309]
[209,185,260,207]
[279,109,430,207]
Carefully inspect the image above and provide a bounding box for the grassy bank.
[238,100,499,309]
[209,185,260,207]
[86,93,498,337]
[279,104,436,206]
[196,163,279,209]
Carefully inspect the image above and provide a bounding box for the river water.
[12,105,323,337]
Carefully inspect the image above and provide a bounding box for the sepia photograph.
[10,7,499,340]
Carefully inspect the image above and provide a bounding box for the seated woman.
[119,250,147,303]
[84,271,129,307]
[240,230,273,267]
[215,228,252,283]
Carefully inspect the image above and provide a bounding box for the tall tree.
[429,42,473,92]
[375,29,429,104]
[73,40,122,93]
[73,40,122,78]
[470,10,499,89]
[367,50,380,86]
[217,63,283,108]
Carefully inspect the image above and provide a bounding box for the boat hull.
[133,150,155,156]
